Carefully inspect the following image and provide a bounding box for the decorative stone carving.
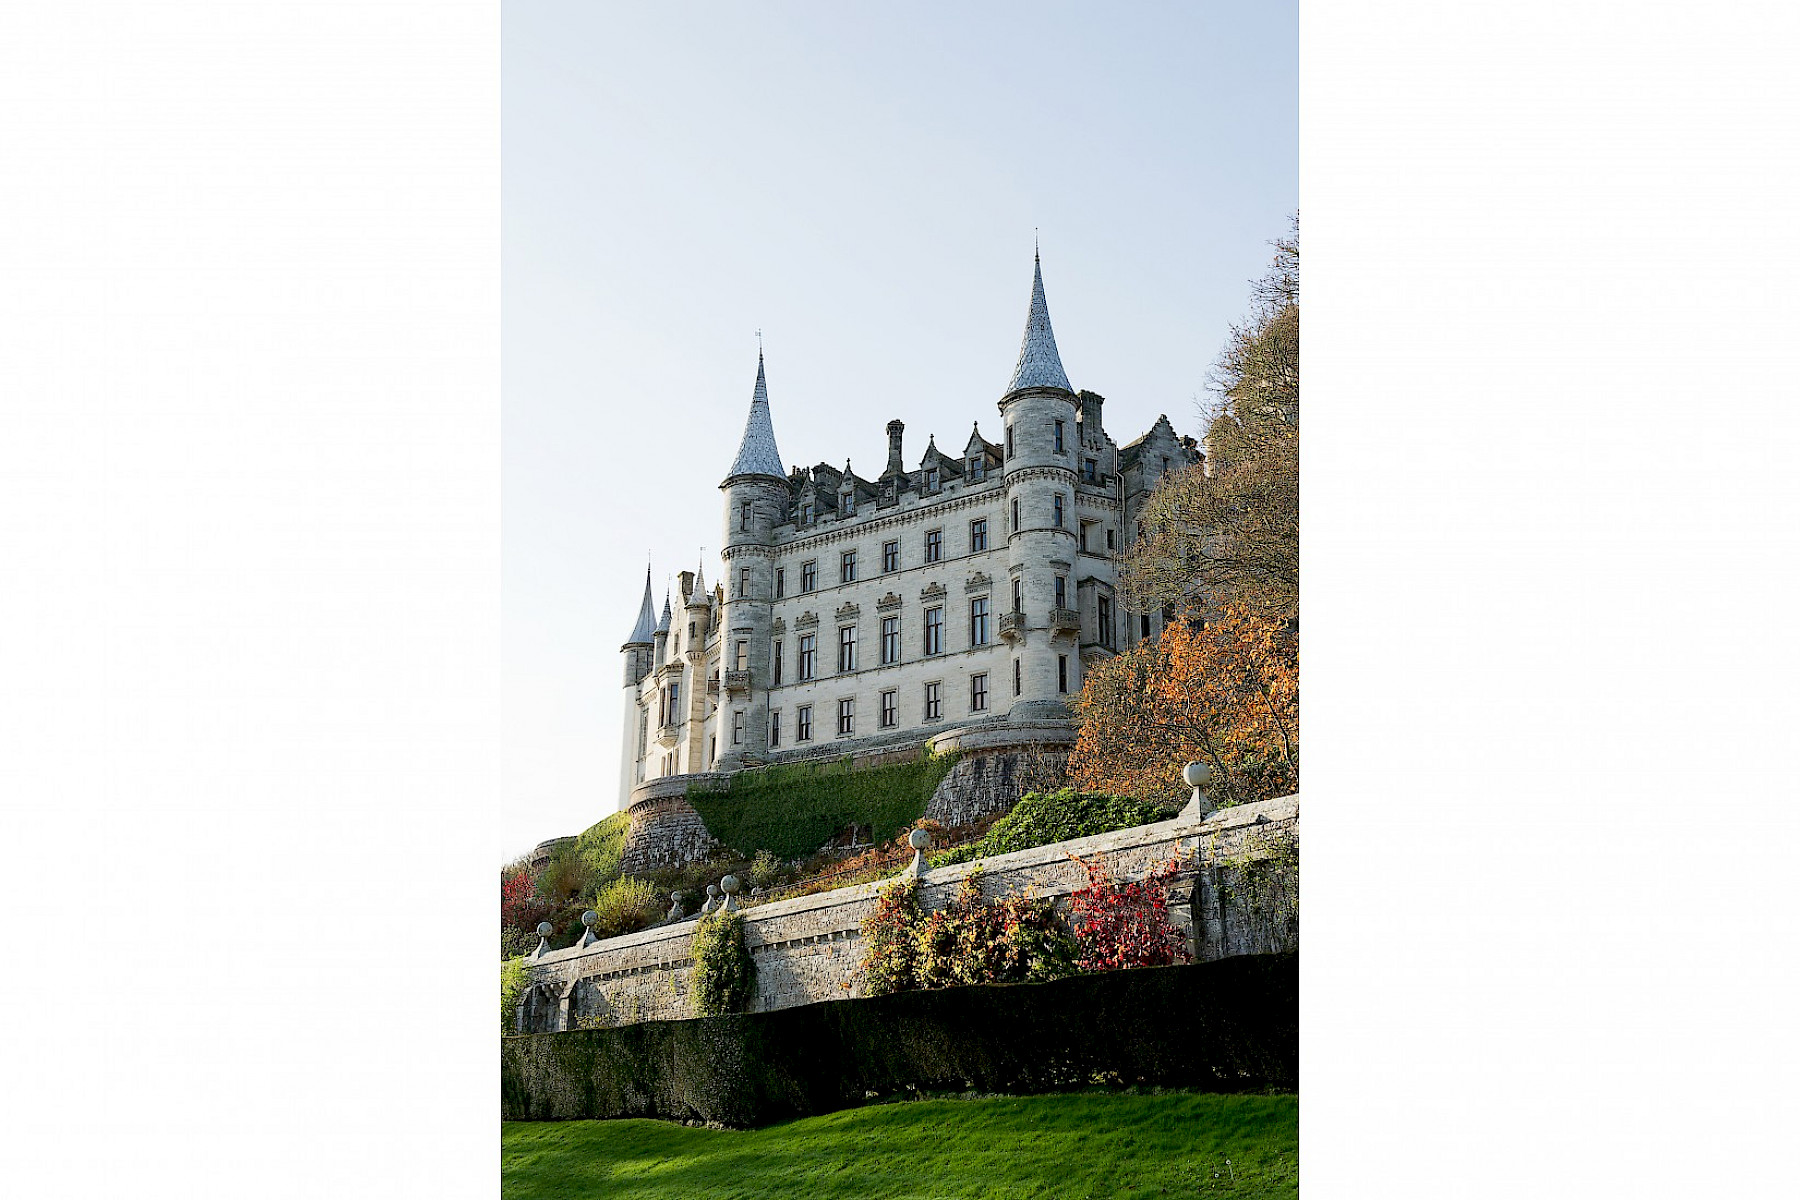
[920,581,947,601]
[835,601,860,621]
[771,617,785,636]
[964,571,991,592]
[795,611,819,629]
[876,592,902,612]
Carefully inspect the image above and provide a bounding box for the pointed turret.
[655,590,673,636]
[1005,250,1072,395]
[723,351,787,483]
[690,556,706,602]
[624,564,657,645]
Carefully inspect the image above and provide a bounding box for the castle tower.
[716,350,789,771]
[1000,250,1083,720]
[618,564,657,806]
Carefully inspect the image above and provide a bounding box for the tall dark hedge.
[687,753,957,860]
[502,954,1296,1128]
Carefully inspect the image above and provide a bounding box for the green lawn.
[502,1090,1297,1199]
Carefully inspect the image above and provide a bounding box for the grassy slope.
[503,1090,1297,1200]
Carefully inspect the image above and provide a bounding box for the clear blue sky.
[503,2,1297,859]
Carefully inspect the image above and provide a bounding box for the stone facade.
[613,253,1202,817]
[518,794,1298,1033]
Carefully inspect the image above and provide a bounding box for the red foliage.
[1067,855,1192,972]
[501,866,547,932]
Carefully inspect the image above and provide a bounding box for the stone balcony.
[724,669,751,694]
[998,609,1027,642]
[1049,607,1079,635]
[656,720,681,748]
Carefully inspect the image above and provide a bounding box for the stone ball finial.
[671,890,684,904]
[536,921,554,937]
[721,875,741,895]
[580,910,598,928]
[1183,761,1211,789]
[706,883,720,898]
[908,828,931,850]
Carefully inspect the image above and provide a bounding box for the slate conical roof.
[624,564,657,645]
[690,557,706,602]
[724,351,787,482]
[1005,251,1073,394]
[655,590,673,635]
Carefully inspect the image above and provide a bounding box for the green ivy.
[501,956,529,1036]
[689,909,756,1016]
[933,788,1168,866]
[574,811,629,885]
[688,752,958,861]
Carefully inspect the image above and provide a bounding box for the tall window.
[838,624,857,673]
[1054,575,1066,608]
[970,596,989,646]
[775,567,785,598]
[732,710,744,745]
[735,640,747,670]
[970,672,989,712]
[1106,528,1115,550]
[1005,425,1014,458]
[1141,613,1152,638]
[970,518,987,552]
[772,639,783,685]
[1053,494,1064,528]
[841,549,857,583]
[924,528,942,563]
[880,690,897,728]
[1012,578,1022,611]
[881,615,899,665]
[798,633,817,680]
[740,501,751,530]
[1083,458,1097,482]
[1058,654,1069,694]
[796,704,813,741]
[882,540,898,573]
[1098,596,1113,649]
[923,606,943,656]
[800,560,816,592]
[1011,498,1020,530]
[769,710,781,747]
[1079,522,1090,552]
[739,567,751,597]
[1054,420,1065,453]
[837,698,855,736]
[668,681,681,717]
[1013,658,1022,695]
[924,681,942,720]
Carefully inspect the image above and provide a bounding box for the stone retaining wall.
[520,794,1298,1033]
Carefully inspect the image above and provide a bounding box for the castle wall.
[520,794,1298,1032]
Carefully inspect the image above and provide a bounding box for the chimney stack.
[884,419,905,477]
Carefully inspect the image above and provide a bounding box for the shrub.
[1068,855,1191,972]
[748,848,786,891]
[688,751,959,861]
[690,910,755,1016]
[574,811,629,885]
[501,956,529,1035]
[589,875,660,939]
[932,789,1167,867]
[861,871,1079,996]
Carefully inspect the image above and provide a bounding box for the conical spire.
[624,564,657,645]
[690,556,706,601]
[655,589,673,635]
[1005,249,1072,394]
[724,350,787,482]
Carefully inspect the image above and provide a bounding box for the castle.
[616,253,1199,813]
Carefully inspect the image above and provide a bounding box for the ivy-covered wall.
[502,954,1296,1127]
[685,752,959,861]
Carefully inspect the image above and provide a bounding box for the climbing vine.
[690,910,756,1016]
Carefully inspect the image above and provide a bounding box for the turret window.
[1053,495,1065,528]
[1006,425,1014,459]
[1012,578,1022,611]
[739,567,751,597]
[732,710,743,745]
[1013,658,1022,695]
[1058,654,1069,694]
[1054,421,1065,453]
[1011,498,1020,530]
[1055,576,1066,608]
[734,640,747,670]
[740,501,751,530]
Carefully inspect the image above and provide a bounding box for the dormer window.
[801,501,814,524]
[927,468,940,491]
[842,492,855,516]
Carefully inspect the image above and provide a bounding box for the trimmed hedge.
[501,954,1296,1128]
[687,753,958,861]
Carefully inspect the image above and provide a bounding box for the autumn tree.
[1121,217,1298,622]
[1069,604,1297,807]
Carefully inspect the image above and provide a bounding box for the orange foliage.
[1070,604,1297,806]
